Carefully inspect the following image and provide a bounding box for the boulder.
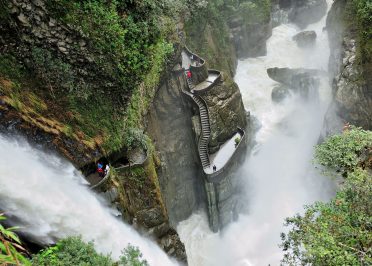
[135,207,165,228]
[267,67,320,98]
[272,85,291,102]
[293,30,317,48]
[288,0,327,28]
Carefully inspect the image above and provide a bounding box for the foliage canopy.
[281,127,372,265]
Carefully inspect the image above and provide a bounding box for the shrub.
[314,126,372,174]
[281,168,372,266]
[32,236,149,266]
[120,244,149,266]
[32,236,113,266]
[31,47,75,97]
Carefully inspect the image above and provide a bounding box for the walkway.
[193,72,220,92]
[204,131,242,175]
[181,47,244,178]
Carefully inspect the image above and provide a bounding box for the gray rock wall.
[202,73,247,153]
[326,0,372,130]
[146,66,206,226]
[228,17,272,59]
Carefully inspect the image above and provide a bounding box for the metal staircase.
[184,70,211,168]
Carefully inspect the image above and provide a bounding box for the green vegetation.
[119,244,149,266]
[31,236,148,266]
[281,127,372,265]
[32,236,113,266]
[352,0,372,63]
[0,213,30,266]
[184,0,271,74]
[46,0,174,91]
[315,126,372,174]
[0,0,182,154]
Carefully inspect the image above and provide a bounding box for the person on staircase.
[187,70,192,79]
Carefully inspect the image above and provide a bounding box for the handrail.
[182,72,211,168]
[193,94,211,168]
[114,150,149,171]
[184,46,206,68]
[90,171,111,189]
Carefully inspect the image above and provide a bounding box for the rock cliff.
[325,0,372,131]
[202,73,247,153]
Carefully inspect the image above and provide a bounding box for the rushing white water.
[178,1,335,265]
[0,135,176,265]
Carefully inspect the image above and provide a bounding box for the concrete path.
[193,73,219,91]
[204,131,242,174]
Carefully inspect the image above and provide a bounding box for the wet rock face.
[1,0,122,98]
[290,0,327,28]
[277,0,327,28]
[293,30,317,48]
[267,67,321,100]
[272,85,291,102]
[146,66,205,225]
[202,73,248,153]
[326,0,372,130]
[228,17,272,59]
[332,38,372,129]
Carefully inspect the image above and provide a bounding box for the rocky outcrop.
[272,85,291,102]
[288,0,327,28]
[227,16,272,59]
[0,93,102,167]
[267,67,321,100]
[0,0,120,98]
[201,73,247,153]
[326,0,372,130]
[273,0,327,29]
[293,30,317,48]
[146,63,205,226]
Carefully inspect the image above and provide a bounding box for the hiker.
[187,70,192,79]
[97,162,104,177]
[213,165,217,172]
[104,164,110,176]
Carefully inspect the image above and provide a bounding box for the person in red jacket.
[97,162,104,177]
[187,70,192,79]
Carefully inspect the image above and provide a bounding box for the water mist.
[178,1,335,265]
[0,135,176,266]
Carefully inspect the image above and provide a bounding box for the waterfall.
[0,135,176,265]
[178,1,336,265]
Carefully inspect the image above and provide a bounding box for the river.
[177,1,335,265]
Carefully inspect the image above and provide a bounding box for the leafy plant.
[234,136,241,146]
[314,126,372,175]
[0,213,30,266]
[32,236,113,266]
[281,127,372,265]
[120,244,149,266]
[280,168,372,266]
[32,236,149,266]
[31,47,75,97]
